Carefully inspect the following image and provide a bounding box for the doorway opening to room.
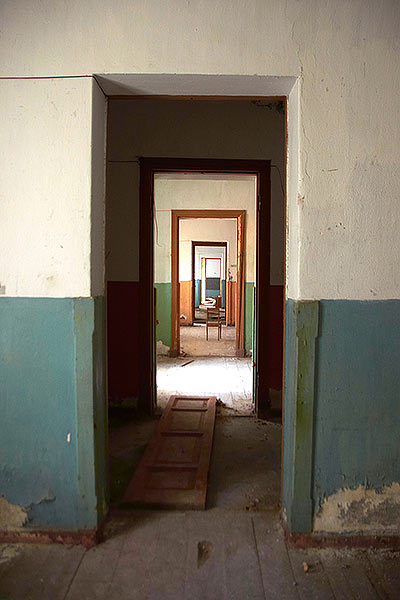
[155,204,250,413]
[105,93,288,511]
[139,158,272,419]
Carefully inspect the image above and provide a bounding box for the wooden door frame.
[172,213,243,356]
[139,157,270,414]
[191,241,228,323]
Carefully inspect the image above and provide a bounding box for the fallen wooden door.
[123,395,216,509]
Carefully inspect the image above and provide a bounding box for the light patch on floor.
[156,356,253,413]
[180,324,237,357]
[314,482,400,533]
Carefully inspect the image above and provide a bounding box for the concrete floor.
[1,415,400,599]
[180,324,236,357]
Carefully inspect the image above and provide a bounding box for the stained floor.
[1,415,400,599]
[180,324,236,356]
[156,355,253,413]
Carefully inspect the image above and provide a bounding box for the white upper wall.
[1,0,400,299]
[154,175,256,284]
[179,219,236,281]
[0,77,105,297]
[194,246,227,281]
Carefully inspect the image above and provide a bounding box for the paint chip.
[0,497,28,530]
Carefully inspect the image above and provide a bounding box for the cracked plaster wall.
[0,498,28,531]
[1,1,399,300]
[1,0,400,533]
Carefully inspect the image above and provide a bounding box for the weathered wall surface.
[1,0,400,534]
[0,77,107,531]
[312,300,400,533]
[0,78,93,297]
[0,298,107,531]
[283,299,400,534]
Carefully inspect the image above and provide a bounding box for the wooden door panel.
[123,395,216,509]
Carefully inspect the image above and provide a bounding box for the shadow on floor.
[108,408,281,512]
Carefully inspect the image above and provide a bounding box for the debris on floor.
[197,540,213,568]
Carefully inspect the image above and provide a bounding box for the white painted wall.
[154,176,256,284]
[1,1,400,299]
[0,77,104,297]
[194,246,227,281]
[179,220,232,282]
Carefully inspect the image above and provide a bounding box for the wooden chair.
[206,296,222,340]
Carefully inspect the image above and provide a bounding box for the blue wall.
[194,279,200,307]
[195,278,226,307]
[283,298,400,533]
[313,300,400,507]
[0,297,107,531]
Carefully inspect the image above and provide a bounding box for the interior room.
[154,177,256,413]
[104,99,286,512]
[3,4,400,594]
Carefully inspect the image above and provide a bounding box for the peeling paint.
[314,483,400,534]
[0,497,28,531]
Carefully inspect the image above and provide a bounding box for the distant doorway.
[139,158,272,418]
[171,210,245,358]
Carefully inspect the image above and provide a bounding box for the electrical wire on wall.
[271,164,285,199]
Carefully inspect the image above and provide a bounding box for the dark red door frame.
[139,158,271,415]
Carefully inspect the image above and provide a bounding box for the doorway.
[105,94,287,511]
[193,243,227,324]
[170,210,246,358]
[156,204,252,412]
[139,158,271,418]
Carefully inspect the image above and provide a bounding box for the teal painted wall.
[282,299,298,528]
[205,288,220,299]
[0,297,107,531]
[221,280,226,308]
[194,279,200,307]
[244,283,254,353]
[313,300,400,509]
[194,279,226,308]
[155,283,171,347]
[283,298,400,533]
[155,281,254,352]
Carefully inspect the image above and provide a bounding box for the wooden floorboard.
[147,512,189,600]
[367,550,400,599]
[123,395,216,509]
[287,547,336,600]
[222,512,265,600]
[183,511,227,600]
[65,534,126,600]
[340,552,383,600]
[0,544,84,600]
[252,513,300,600]
[319,550,357,600]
